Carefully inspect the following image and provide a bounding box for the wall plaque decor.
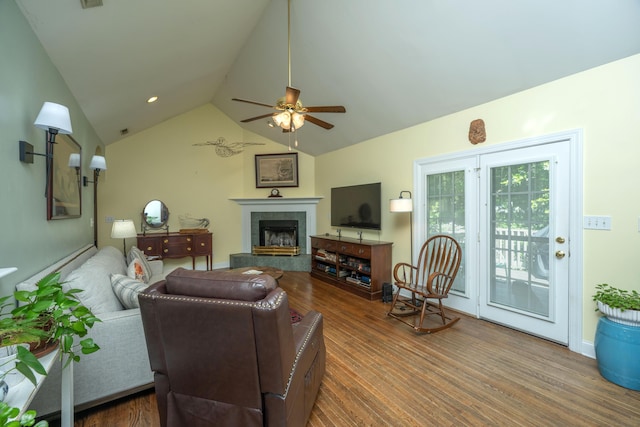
[469,119,486,145]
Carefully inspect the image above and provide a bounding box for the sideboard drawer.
[192,233,212,256]
[163,235,190,256]
[138,237,162,257]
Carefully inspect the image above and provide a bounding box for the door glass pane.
[490,161,550,317]
[426,170,466,294]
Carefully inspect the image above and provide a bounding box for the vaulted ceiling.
[16,0,640,156]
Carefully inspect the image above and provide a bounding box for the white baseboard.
[581,340,595,359]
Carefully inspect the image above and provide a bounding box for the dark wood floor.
[65,272,640,427]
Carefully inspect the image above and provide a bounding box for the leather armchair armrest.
[290,310,325,390]
[292,310,323,354]
[264,310,326,426]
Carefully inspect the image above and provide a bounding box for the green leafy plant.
[0,401,47,427]
[0,272,101,386]
[593,283,640,312]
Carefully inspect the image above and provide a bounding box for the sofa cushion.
[165,268,277,301]
[127,258,150,283]
[111,274,148,309]
[62,246,126,314]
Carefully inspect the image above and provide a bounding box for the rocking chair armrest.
[426,271,454,296]
[393,262,418,285]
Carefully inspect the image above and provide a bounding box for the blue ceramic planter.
[594,316,640,391]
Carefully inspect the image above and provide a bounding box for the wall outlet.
[583,215,611,230]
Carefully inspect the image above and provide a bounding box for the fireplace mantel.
[230,197,323,254]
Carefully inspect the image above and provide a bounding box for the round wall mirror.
[142,199,169,233]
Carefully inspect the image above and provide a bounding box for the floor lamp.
[111,219,137,255]
[390,191,413,263]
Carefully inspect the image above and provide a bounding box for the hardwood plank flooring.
[62,272,640,427]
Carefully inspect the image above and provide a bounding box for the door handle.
[555,250,566,259]
[555,236,565,244]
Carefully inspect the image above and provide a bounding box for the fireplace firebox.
[253,220,300,256]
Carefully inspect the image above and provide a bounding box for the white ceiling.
[16,0,640,156]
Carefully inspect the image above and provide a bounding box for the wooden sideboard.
[137,232,212,270]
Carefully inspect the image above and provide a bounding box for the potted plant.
[0,272,101,424]
[593,283,640,326]
[593,283,640,391]
[0,401,46,427]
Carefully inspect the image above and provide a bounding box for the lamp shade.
[389,198,413,213]
[111,220,137,239]
[33,102,73,134]
[68,153,80,168]
[89,155,107,171]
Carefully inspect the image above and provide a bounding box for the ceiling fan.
[232,0,346,134]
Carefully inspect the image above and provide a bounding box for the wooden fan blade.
[285,86,301,105]
[304,106,346,113]
[240,113,274,123]
[232,98,275,109]
[305,115,334,129]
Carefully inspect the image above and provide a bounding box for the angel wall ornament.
[193,137,265,157]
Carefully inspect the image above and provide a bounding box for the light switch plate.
[583,215,611,230]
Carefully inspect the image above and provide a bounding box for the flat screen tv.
[331,182,382,230]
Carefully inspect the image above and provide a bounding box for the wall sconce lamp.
[83,155,107,186]
[390,190,414,263]
[19,102,73,163]
[19,102,73,196]
[111,219,137,255]
[83,155,107,246]
[68,153,81,184]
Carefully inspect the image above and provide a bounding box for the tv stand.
[310,235,392,300]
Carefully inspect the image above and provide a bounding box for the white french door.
[478,142,570,343]
[416,132,580,345]
[420,157,478,315]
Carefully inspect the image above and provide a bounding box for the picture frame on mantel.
[255,153,299,188]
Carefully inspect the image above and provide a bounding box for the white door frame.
[414,129,583,353]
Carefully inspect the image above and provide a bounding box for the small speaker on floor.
[382,282,393,303]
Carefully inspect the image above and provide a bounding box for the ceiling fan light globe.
[273,111,291,129]
[292,112,305,129]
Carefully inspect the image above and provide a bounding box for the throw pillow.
[127,258,150,283]
[111,274,148,309]
[128,246,153,280]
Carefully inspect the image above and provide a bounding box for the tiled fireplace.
[229,197,321,271]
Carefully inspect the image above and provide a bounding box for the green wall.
[0,0,103,295]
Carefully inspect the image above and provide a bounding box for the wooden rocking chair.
[388,234,462,333]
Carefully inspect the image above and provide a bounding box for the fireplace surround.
[229,197,321,271]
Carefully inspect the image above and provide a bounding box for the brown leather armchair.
[139,268,326,427]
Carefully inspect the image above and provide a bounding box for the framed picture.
[255,153,299,188]
[48,133,81,220]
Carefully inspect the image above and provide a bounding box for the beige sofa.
[16,244,172,417]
